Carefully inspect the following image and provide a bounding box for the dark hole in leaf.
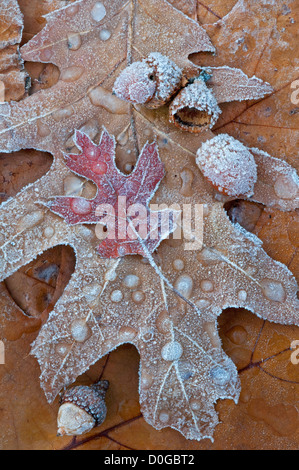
[0,149,53,203]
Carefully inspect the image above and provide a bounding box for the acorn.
[169,77,221,133]
[113,52,182,108]
[57,380,109,436]
[196,134,258,197]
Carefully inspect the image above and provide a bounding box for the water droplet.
[141,372,153,389]
[17,210,44,231]
[210,366,230,386]
[238,289,247,302]
[40,48,53,61]
[60,66,84,82]
[200,280,214,292]
[123,274,140,289]
[141,329,154,342]
[67,4,80,16]
[71,198,92,215]
[91,2,106,22]
[156,311,172,334]
[161,341,183,361]
[92,161,107,175]
[132,290,145,304]
[175,274,193,299]
[37,121,51,137]
[110,290,123,303]
[180,168,194,197]
[274,174,298,200]
[64,175,84,196]
[71,319,91,343]
[195,299,210,309]
[260,279,286,302]
[53,106,74,122]
[44,226,55,238]
[190,399,201,411]
[225,325,247,345]
[83,283,101,302]
[99,29,111,41]
[159,410,170,423]
[119,326,137,341]
[204,321,221,348]
[178,360,193,381]
[55,342,71,357]
[67,33,82,51]
[89,86,128,114]
[173,259,185,271]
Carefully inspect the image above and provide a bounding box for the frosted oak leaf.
[49,129,178,258]
[0,0,299,445]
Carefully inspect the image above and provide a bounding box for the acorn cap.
[113,53,182,108]
[60,380,109,424]
[169,78,221,133]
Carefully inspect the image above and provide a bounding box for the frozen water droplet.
[60,66,84,82]
[119,326,137,341]
[64,175,83,196]
[210,366,230,386]
[141,328,154,342]
[67,4,80,16]
[175,274,193,299]
[37,121,51,137]
[123,274,140,289]
[99,29,111,41]
[200,280,214,292]
[238,290,247,302]
[110,290,123,303]
[173,259,185,271]
[71,319,91,343]
[156,311,172,334]
[260,279,286,302]
[132,290,145,304]
[159,411,170,423]
[44,226,55,238]
[17,210,44,231]
[71,198,92,215]
[180,168,194,197]
[91,2,106,22]
[195,299,210,309]
[89,86,128,114]
[190,399,201,411]
[67,33,82,51]
[40,48,53,61]
[83,283,101,302]
[274,174,298,200]
[117,128,130,147]
[178,360,193,381]
[161,341,183,361]
[141,372,153,389]
[53,106,74,122]
[92,162,107,175]
[55,342,71,357]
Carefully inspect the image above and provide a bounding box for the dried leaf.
[0,0,298,446]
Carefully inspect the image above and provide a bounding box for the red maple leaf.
[49,129,176,258]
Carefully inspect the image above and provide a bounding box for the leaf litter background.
[0,0,298,450]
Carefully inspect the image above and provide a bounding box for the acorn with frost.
[57,380,109,436]
[169,75,221,133]
[196,134,258,197]
[113,52,182,108]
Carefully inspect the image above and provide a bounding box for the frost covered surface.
[0,0,298,443]
[170,78,221,132]
[196,134,257,197]
[0,0,27,102]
